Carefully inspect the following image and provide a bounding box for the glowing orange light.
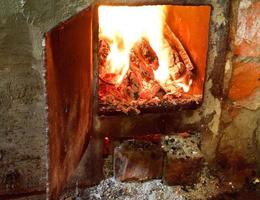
[98,5,192,92]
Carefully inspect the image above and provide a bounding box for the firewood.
[138,39,159,70]
[169,62,186,81]
[128,70,143,93]
[177,70,193,88]
[99,40,110,63]
[129,50,144,81]
[160,79,183,94]
[99,39,119,86]
[139,81,161,100]
[119,75,131,101]
[118,69,141,101]
[125,86,137,100]
[172,48,180,64]
[139,61,155,81]
[131,43,155,81]
[155,88,166,99]
[98,24,195,113]
[99,73,117,85]
[164,24,193,71]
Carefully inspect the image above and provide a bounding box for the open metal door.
[45,7,92,199]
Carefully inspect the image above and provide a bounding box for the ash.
[78,168,224,200]
[82,178,185,200]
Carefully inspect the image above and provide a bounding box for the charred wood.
[98,24,197,114]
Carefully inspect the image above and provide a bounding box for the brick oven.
[45,1,225,199]
[2,0,259,199]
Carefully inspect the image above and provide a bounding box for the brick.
[228,62,260,100]
[162,134,204,186]
[234,1,260,57]
[234,41,260,57]
[163,155,203,186]
[114,140,164,182]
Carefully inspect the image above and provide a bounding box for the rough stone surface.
[0,8,47,197]
[217,0,260,189]
[0,0,93,198]
[217,108,260,188]
[114,140,164,182]
[228,62,260,101]
[234,0,260,57]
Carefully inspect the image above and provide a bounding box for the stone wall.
[0,0,92,199]
[217,0,260,187]
[0,0,259,199]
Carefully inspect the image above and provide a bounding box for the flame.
[98,5,191,91]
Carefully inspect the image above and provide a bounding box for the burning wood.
[98,24,194,114]
[135,39,159,71]
[164,24,194,72]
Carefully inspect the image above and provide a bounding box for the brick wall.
[217,0,260,187]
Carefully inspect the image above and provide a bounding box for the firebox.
[97,5,211,114]
[45,1,226,199]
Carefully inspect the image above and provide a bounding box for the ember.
[98,6,196,114]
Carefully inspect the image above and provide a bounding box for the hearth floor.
[62,168,244,200]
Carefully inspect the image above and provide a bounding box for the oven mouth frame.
[92,2,212,116]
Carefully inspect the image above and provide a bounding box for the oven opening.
[98,5,211,114]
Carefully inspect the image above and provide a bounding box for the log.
[164,24,194,71]
[98,23,196,114]
[99,73,117,85]
[138,39,159,70]
[98,40,110,72]
[131,44,155,81]
[120,69,143,100]
[169,62,186,81]
[139,81,161,100]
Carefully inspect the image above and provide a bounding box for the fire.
[98,5,194,112]
[98,6,174,85]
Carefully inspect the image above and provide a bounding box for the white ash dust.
[78,167,225,200]
[82,178,185,200]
